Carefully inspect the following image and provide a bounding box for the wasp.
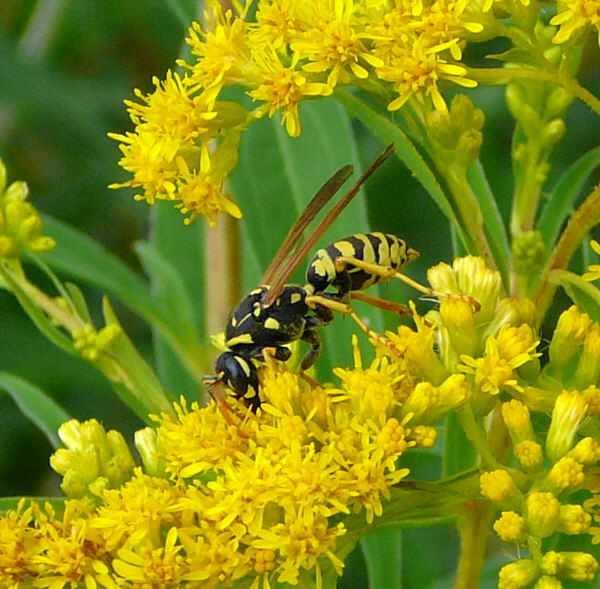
[204,144,421,410]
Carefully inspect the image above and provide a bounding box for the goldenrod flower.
[50,419,135,499]
[525,492,561,538]
[291,0,382,88]
[480,469,520,505]
[547,456,586,491]
[109,1,487,223]
[582,239,600,281]
[247,48,332,137]
[558,504,592,535]
[493,511,526,543]
[551,0,600,45]
[0,160,55,259]
[112,527,185,586]
[541,550,599,582]
[514,440,544,470]
[502,399,535,444]
[548,306,593,373]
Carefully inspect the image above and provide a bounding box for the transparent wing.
[260,164,353,286]
[262,143,396,307]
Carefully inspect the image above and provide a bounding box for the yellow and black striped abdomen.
[306,232,419,294]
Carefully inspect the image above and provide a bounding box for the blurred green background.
[1,2,599,587]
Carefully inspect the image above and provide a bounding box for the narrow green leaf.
[134,241,201,351]
[41,214,162,326]
[335,90,471,251]
[163,0,197,27]
[0,372,70,448]
[64,282,91,323]
[361,526,403,589]
[549,269,600,322]
[538,146,600,252]
[466,161,510,282]
[444,412,477,476]
[102,297,174,419]
[147,188,207,401]
[0,264,73,353]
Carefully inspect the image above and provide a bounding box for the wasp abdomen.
[306,232,418,295]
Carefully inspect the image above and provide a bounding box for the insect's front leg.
[299,327,322,372]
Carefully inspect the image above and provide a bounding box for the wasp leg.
[334,255,480,311]
[299,327,322,371]
[305,294,402,355]
[350,291,412,316]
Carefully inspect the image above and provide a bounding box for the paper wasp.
[204,144,422,411]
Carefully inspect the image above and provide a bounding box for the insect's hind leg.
[335,255,480,310]
[305,294,399,353]
[350,291,412,316]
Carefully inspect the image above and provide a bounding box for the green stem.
[454,500,493,589]
[443,169,496,268]
[534,184,600,326]
[456,405,503,469]
[3,266,84,333]
[511,135,544,237]
[467,68,600,116]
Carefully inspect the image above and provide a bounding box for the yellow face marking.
[290,292,303,304]
[226,333,254,346]
[264,317,281,330]
[238,358,251,377]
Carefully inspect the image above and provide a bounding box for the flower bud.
[480,469,520,506]
[546,391,588,462]
[525,492,560,538]
[512,231,545,276]
[498,559,539,589]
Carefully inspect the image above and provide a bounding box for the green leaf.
[538,146,600,252]
[134,241,201,352]
[0,264,73,354]
[101,297,175,419]
[164,0,197,27]
[64,282,92,323]
[335,90,471,250]
[486,48,536,66]
[41,214,162,326]
[444,412,478,476]
[0,372,70,448]
[467,161,510,282]
[361,526,403,589]
[549,269,600,322]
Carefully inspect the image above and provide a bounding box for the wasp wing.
[259,164,353,288]
[262,143,396,308]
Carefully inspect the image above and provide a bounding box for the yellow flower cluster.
[0,348,434,589]
[551,0,600,45]
[2,255,600,587]
[479,351,600,586]
[110,0,483,224]
[0,159,55,260]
